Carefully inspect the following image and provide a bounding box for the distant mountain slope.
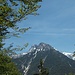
[62,52,75,60]
[12,42,75,75]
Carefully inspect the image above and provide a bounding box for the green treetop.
[0,0,42,55]
[34,59,49,75]
[0,53,22,75]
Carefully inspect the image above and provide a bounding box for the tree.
[0,0,42,55]
[0,0,42,74]
[34,59,49,75]
[0,53,22,75]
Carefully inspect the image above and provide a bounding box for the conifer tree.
[0,0,42,74]
[34,59,49,75]
[0,0,42,55]
[0,53,22,75]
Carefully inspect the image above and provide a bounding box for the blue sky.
[5,0,75,53]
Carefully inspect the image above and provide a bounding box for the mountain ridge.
[12,42,75,60]
[12,42,75,75]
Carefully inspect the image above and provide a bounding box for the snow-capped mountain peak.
[13,42,75,75]
[62,52,75,60]
[29,42,54,53]
[12,42,75,61]
[63,52,73,56]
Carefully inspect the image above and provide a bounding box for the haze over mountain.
[12,42,75,75]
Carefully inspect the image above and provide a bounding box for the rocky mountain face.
[62,52,75,60]
[12,42,75,75]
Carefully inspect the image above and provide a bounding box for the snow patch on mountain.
[28,42,55,53]
[12,43,75,61]
[29,45,37,53]
[12,53,27,59]
[73,57,75,60]
[24,58,32,75]
[62,52,75,60]
[43,55,48,62]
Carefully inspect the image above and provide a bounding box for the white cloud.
[63,28,75,31]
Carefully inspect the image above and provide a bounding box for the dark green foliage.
[0,53,21,75]
[0,1,42,74]
[34,59,49,75]
[0,0,42,54]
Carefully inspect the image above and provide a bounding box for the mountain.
[62,52,75,60]
[12,42,75,75]
[12,53,27,59]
